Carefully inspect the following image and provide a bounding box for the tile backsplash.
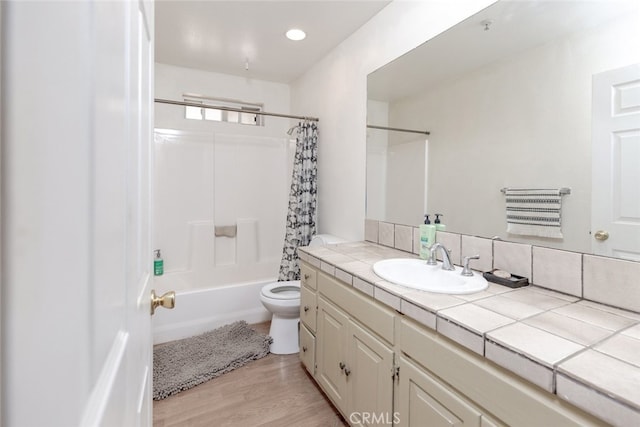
[461,235,493,273]
[583,255,640,313]
[532,246,582,297]
[378,221,394,247]
[364,219,640,313]
[493,240,532,279]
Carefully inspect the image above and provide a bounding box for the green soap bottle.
[154,249,164,276]
[434,214,446,231]
[419,215,436,259]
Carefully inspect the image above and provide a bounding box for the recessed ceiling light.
[286,28,306,41]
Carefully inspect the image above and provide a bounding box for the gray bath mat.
[153,320,272,400]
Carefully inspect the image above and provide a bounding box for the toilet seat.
[261,281,300,300]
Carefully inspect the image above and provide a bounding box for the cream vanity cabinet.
[299,261,604,427]
[316,295,395,420]
[399,319,605,427]
[397,355,488,427]
[299,262,317,374]
[300,261,395,425]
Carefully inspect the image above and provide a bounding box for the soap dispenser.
[419,215,436,259]
[154,249,164,276]
[434,214,446,231]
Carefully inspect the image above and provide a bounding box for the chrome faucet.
[426,243,455,271]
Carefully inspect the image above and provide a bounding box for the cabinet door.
[398,357,481,427]
[348,321,395,427]
[300,284,317,332]
[301,262,317,289]
[299,323,316,375]
[317,296,349,413]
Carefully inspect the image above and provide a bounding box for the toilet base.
[268,314,300,355]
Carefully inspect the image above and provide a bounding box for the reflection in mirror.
[367,0,640,260]
[367,101,429,226]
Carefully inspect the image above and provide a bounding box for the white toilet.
[260,234,345,354]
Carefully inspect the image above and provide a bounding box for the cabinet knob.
[304,305,310,312]
[339,362,345,370]
[344,367,351,377]
[594,230,609,241]
[304,273,311,280]
[302,346,307,353]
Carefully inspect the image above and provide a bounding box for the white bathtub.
[152,275,273,344]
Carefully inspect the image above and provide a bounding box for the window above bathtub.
[183,94,264,126]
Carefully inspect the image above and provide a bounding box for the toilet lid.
[261,281,300,300]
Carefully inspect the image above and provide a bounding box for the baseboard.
[154,307,271,344]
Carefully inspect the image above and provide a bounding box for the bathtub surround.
[153,130,289,288]
[278,121,318,280]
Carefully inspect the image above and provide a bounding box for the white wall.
[155,62,293,135]
[154,64,295,290]
[388,14,640,252]
[290,0,496,241]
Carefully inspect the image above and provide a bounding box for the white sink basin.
[373,258,488,295]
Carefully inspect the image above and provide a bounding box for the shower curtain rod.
[367,124,430,135]
[154,98,319,122]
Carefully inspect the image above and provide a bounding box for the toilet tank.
[309,234,347,247]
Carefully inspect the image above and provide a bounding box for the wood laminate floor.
[153,322,348,427]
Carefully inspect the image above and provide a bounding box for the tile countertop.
[298,241,640,426]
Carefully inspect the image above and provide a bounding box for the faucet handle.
[426,245,438,265]
[461,255,480,277]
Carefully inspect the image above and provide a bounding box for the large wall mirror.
[367,0,640,260]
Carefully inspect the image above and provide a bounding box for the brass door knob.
[594,230,609,241]
[151,289,176,315]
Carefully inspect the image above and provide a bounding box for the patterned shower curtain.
[278,121,318,280]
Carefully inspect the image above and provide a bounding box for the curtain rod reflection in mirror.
[154,98,319,122]
[367,124,430,135]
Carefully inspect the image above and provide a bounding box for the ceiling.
[155,0,391,84]
[368,0,636,102]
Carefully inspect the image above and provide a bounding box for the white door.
[592,63,640,261]
[1,1,155,425]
